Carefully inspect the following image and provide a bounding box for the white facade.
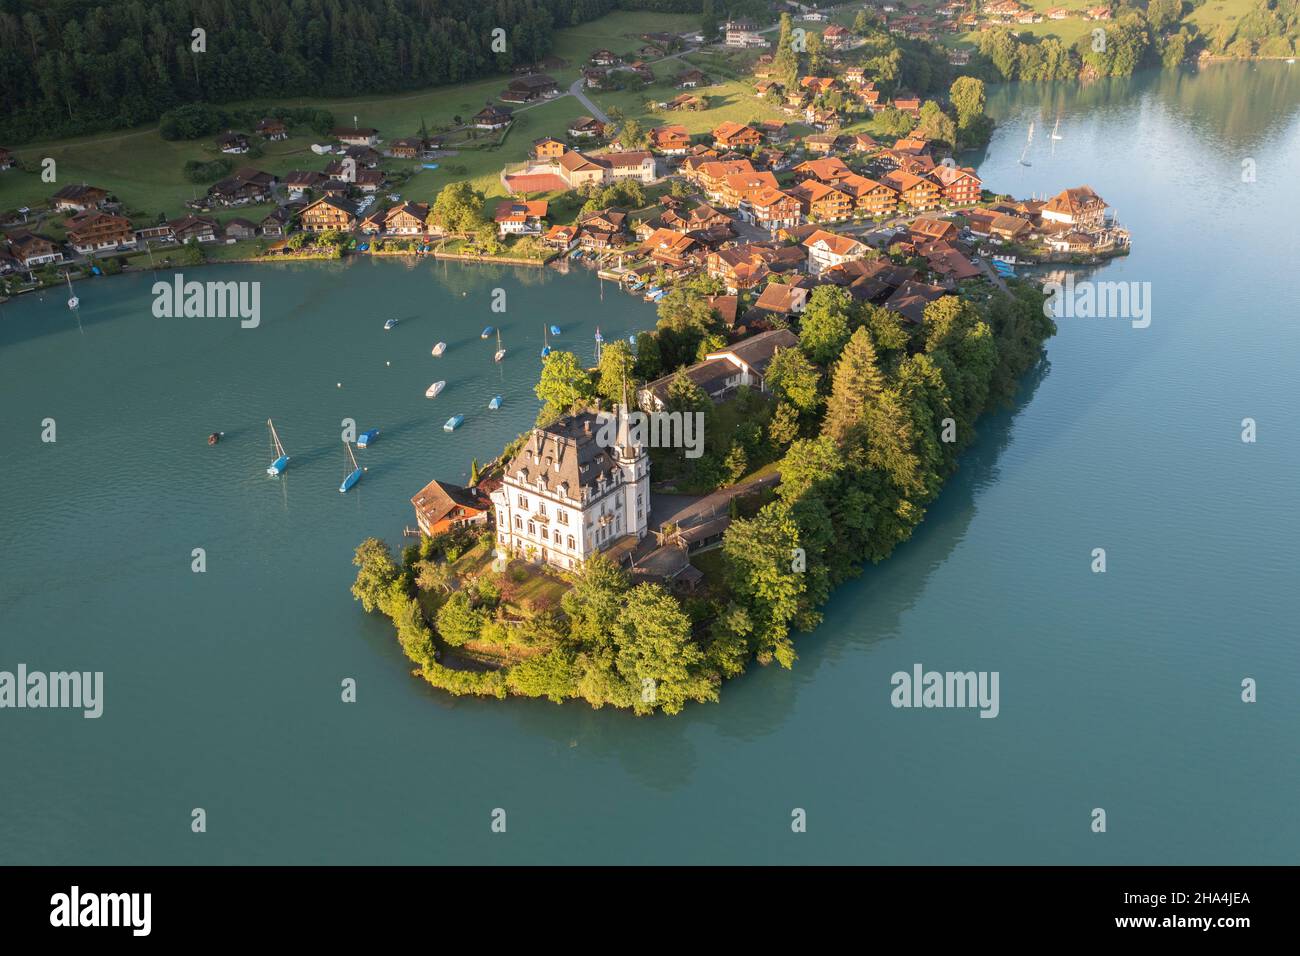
[490,408,649,571]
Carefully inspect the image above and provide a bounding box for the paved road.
[568,78,610,124]
[648,471,781,533]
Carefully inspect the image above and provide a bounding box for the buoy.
[386,361,391,366]
[337,382,342,388]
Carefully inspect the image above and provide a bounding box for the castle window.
[528,521,535,535]
[567,535,575,550]
[514,516,522,530]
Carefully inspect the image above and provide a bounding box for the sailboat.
[494,328,506,363]
[339,441,363,493]
[266,419,290,476]
[1019,121,1034,167]
[66,273,79,310]
[432,341,447,357]
[1050,116,1063,141]
[540,324,551,358]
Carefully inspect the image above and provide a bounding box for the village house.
[882,169,941,211]
[543,223,578,249]
[745,186,803,233]
[712,121,763,151]
[64,210,136,254]
[51,184,109,213]
[804,229,869,275]
[930,164,982,204]
[637,227,701,272]
[217,130,251,154]
[473,105,513,131]
[206,168,276,206]
[1086,6,1113,20]
[591,49,619,66]
[532,137,567,160]
[640,329,801,410]
[299,196,357,233]
[666,92,706,112]
[411,480,491,537]
[7,231,64,267]
[794,156,854,184]
[169,215,220,244]
[354,169,387,193]
[892,94,922,116]
[678,68,706,89]
[575,208,629,252]
[721,170,780,209]
[693,158,756,201]
[283,170,326,199]
[725,20,769,47]
[382,202,431,235]
[224,218,257,241]
[748,281,809,326]
[844,66,868,86]
[800,75,836,96]
[803,133,840,155]
[343,144,383,168]
[494,199,548,236]
[259,205,296,238]
[823,23,851,50]
[1046,6,1070,18]
[332,126,380,146]
[1041,185,1108,230]
[256,118,288,141]
[1044,229,1102,254]
[789,179,853,222]
[568,116,607,139]
[582,68,608,89]
[490,407,649,571]
[134,222,177,244]
[650,125,692,156]
[553,149,655,188]
[909,216,960,245]
[885,279,950,324]
[838,174,899,217]
[502,74,560,103]
[388,137,425,159]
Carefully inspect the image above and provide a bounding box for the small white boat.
[425,380,446,399]
[383,318,398,331]
[432,341,447,357]
[66,273,79,310]
[494,328,506,363]
[488,395,502,410]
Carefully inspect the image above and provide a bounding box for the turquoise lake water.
[1,63,1298,864]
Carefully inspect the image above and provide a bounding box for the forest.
[0,0,659,143]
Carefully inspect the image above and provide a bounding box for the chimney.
[583,419,592,435]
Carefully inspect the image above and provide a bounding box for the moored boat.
[432,342,447,357]
[494,328,506,362]
[266,419,290,476]
[480,326,494,339]
[357,428,379,448]
[488,395,502,410]
[339,441,363,493]
[443,414,464,432]
[383,318,397,330]
[426,380,446,399]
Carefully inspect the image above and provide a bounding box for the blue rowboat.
[549,325,561,336]
[267,455,289,476]
[540,345,551,357]
[339,467,362,493]
[480,326,494,339]
[357,428,379,448]
[443,414,464,432]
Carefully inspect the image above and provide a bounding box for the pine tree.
[823,327,886,447]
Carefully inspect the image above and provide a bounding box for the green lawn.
[549,10,703,64]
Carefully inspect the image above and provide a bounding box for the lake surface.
[2,63,1298,865]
